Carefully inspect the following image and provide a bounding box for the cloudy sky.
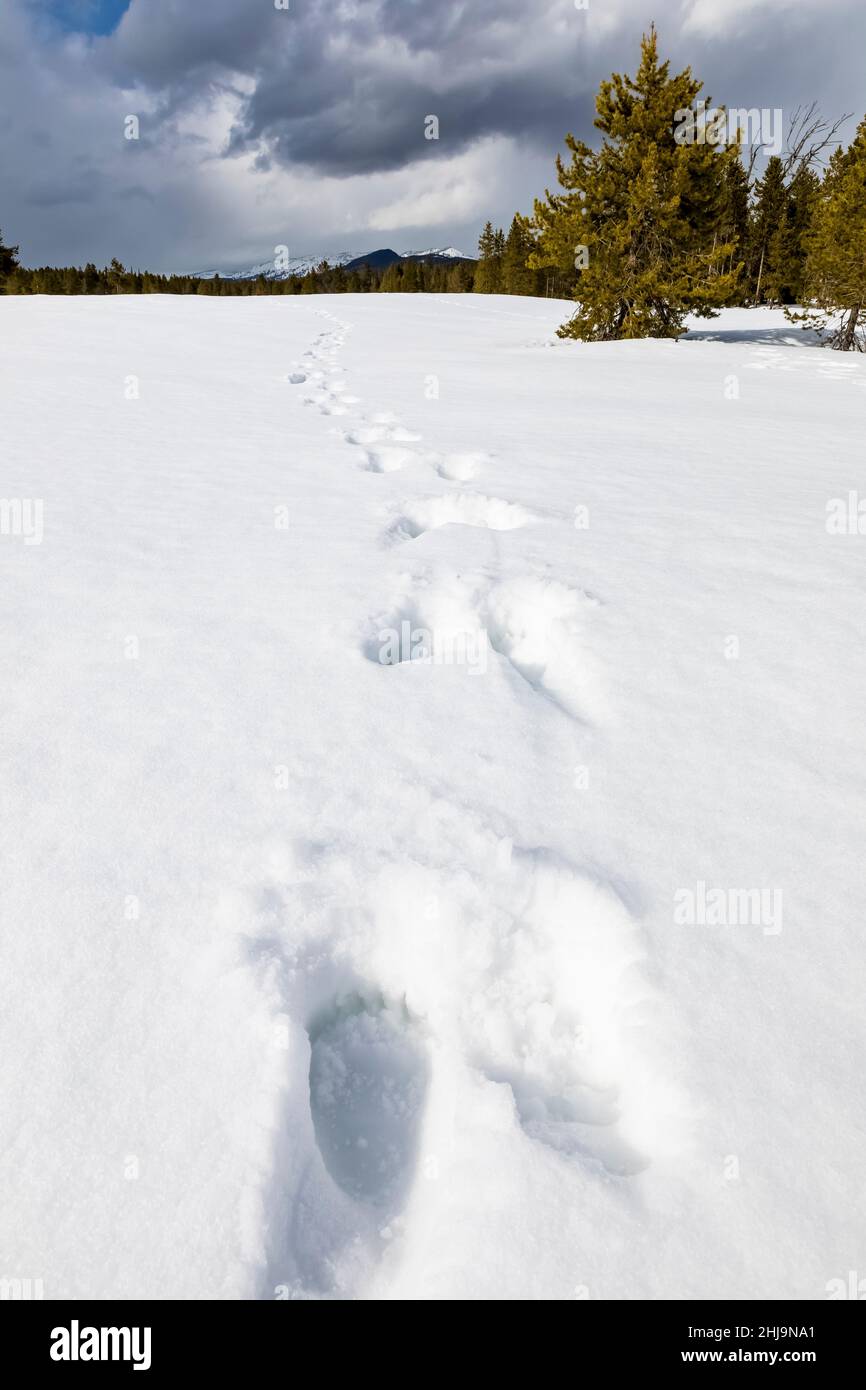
[1,0,863,273]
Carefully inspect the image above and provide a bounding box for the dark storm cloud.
[227,61,595,177]
[96,0,866,178]
[101,0,600,174]
[3,0,865,271]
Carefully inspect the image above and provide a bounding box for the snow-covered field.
[1,295,864,1301]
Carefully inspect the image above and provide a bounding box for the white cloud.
[1,0,863,271]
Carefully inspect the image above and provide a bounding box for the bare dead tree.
[782,103,852,179]
[745,138,770,182]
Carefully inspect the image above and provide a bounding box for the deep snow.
[0,295,864,1300]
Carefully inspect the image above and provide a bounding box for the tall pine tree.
[0,227,20,286]
[502,215,539,295]
[475,222,505,293]
[719,156,750,289]
[762,165,820,305]
[531,27,741,339]
[795,115,866,350]
[748,157,788,302]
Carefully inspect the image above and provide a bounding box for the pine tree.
[795,116,866,350]
[0,227,20,285]
[754,165,821,306]
[503,215,538,295]
[447,261,474,293]
[773,166,820,304]
[380,263,403,292]
[475,221,504,293]
[720,156,750,290]
[530,27,741,339]
[106,258,129,293]
[401,259,421,292]
[748,157,788,302]
[477,222,496,260]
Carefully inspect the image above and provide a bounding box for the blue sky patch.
[47,1,131,37]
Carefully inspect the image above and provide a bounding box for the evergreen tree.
[106,258,129,293]
[380,263,403,292]
[401,259,421,292]
[477,222,496,260]
[719,155,750,290]
[770,166,820,304]
[502,215,538,295]
[0,227,20,285]
[530,27,741,339]
[748,157,787,302]
[447,260,475,292]
[475,221,504,293]
[794,116,866,350]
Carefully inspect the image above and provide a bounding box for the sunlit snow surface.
[1,296,863,1299]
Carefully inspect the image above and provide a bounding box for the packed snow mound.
[0,295,863,1301]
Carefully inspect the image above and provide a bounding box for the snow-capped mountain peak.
[402,246,465,259]
[191,246,467,280]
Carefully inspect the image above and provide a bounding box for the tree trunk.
[755,245,765,304]
[838,303,862,352]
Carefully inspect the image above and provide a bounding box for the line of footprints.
[276,310,665,1238]
[288,311,605,723]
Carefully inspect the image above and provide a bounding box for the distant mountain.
[193,251,355,281]
[191,246,471,280]
[403,247,467,261]
[343,249,401,271]
[345,246,470,270]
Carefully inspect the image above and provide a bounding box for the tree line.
[0,249,477,297]
[476,27,865,348]
[2,26,864,347]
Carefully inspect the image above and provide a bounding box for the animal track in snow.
[434,451,491,482]
[229,850,432,1296]
[484,576,604,721]
[468,852,655,1177]
[307,992,429,1207]
[362,445,423,474]
[298,331,497,486]
[360,835,673,1182]
[302,393,347,417]
[389,493,537,542]
[361,572,604,720]
[346,424,422,446]
[363,579,488,670]
[285,316,381,425]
